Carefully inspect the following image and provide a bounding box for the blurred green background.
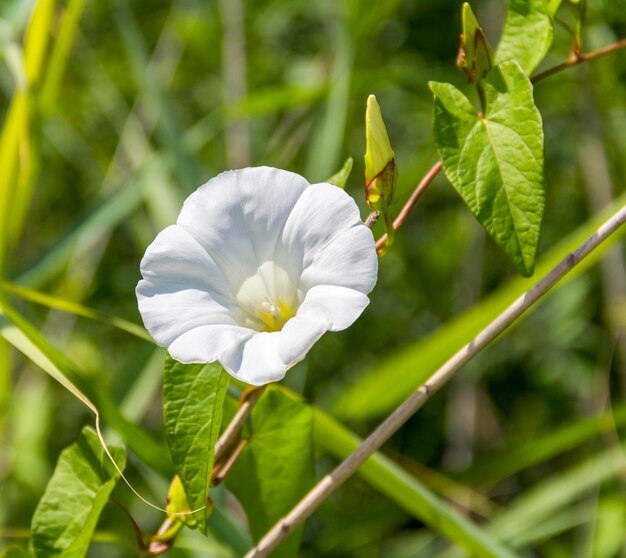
[1,0,626,556]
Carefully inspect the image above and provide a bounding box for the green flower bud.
[364,95,396,211]
[165,474,200,530]
[456,2,494,84]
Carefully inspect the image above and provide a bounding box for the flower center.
[235,261,301,332]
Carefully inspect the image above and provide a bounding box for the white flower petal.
[218,316,328,385]
[276,316,329,366]
[300,224,378,294]
[137,224,242,346]
[277,182,363,278]
[137,281,239,347]
[177,167,309,286]
[139,224,232,299]
[297,285,370,331]
[219,331,286,385]
[167,324,254,363]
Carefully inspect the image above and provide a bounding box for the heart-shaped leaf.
[431,60,545,276]
[31,427,126,558]
[162,357,229,533]
[496,0,554,74]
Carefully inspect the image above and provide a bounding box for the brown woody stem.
[531,38,626,83]
[375,161,442,253]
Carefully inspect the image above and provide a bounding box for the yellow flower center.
[235,261,300,332]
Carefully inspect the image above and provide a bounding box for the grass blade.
[0,280,151,341]
[313,407,519,558]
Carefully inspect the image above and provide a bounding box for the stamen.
[235,261,300,332]
[261,299,280,317]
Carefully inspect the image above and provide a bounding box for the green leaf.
[430,60,545,276]
[326,156,353,188]
[547,0,565,16]
[226,386,315,558]
[491,445,626,544]
[31,427,126,558]
[0,280,151,342]
[495,0,554,74]
[592,498,626,558]
[162,357,229,533]
[0,548,31,558]
[0,300,170,476]
[313,408,519,558]
[455,402,626,487]
[333,190,626,420]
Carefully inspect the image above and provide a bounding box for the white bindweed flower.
[136,166,378,385]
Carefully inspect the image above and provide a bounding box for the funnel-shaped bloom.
[137,167,378,385]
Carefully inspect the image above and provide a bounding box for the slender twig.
[214,386,265,464]
[532,38,626,83]
[374,161,442,253]
[364,210,380,229]
[213,439,248,485]
[244,202,626,558]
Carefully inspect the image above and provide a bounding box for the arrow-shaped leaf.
[31,427,126,558]
[496,0,554,74]
[162,357,229,533]
[431,60,545,276]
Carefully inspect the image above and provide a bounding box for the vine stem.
[214,386,265,464]
[243,201,626,558]
[531,38,626,83]
[374,162,442,252]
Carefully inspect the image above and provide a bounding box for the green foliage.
[313,408,519,558]
[334,190,626,420]
[496,0,554,74]
[0,301,95,412]
[0,548,31,558]
[592,498,626,558]
[227,386,315,558]
[455,402,626,487]
[0,299,169,476]
[326,156,353,188]
[0,280,151,341]
[491,445,626,544]
[162,357,229,533]
[1,1,626,556]
[431,61,545,276]
[30,427,125,558]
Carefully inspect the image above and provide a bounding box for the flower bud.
[364,95,396,211]
[456,2,494,84]
[166,474,200,529]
